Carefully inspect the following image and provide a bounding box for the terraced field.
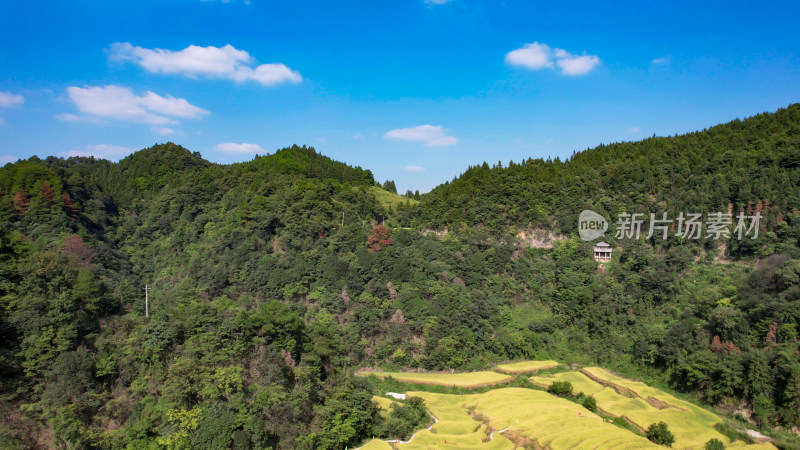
[356,370,513,388]
[463,388,659,449]
[398,391,517,449]
[372,396,397,418]
[531,370,605,396]
[534,368,776,449]
[358,438,394,449]
[374,388,658,449]
[494,360,560,374]
[359,366,777,449]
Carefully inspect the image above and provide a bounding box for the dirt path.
[383,409,440,445]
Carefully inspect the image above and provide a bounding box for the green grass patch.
[368,186,419,210]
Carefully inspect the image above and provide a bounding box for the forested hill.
[417,103,800,243]
[2,107,800,448]
[0,143,389,448]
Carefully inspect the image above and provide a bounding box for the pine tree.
[382,180,397,194]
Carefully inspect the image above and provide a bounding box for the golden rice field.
[359,367,776,449]
[398,391,517,449]
[494,360,560,374]
[372,396,397,418]
[358,438,394,449]
[406,388,658,449]
[530,370,605,396]
[356,370,513,388]
[534,367,776,449]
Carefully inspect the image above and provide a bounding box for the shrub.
[646,421,675,447]
[705,438,725,450]
[548,381,573,397]
[375,396,430,440]
[581,395,597,412]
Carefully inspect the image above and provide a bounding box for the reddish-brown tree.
[61,234,96,270]
[41,182,56,203]
[765,321,778,348]
[63,192,78,220]
[366,224,393,251]
[13,189,28,213]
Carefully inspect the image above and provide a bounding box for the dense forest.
[1,104,800,448]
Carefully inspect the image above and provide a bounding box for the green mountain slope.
[417,104,800,249]
[1,108,800,448]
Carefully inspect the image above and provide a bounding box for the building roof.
[595,241,610,247]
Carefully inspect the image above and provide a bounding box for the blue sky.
[1,0,799,193]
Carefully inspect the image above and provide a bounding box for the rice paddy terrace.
[356,361,777,450]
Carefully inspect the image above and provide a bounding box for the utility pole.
[144,284,150,318]
[341,211,344,226]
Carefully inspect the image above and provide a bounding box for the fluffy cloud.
[627,127,641,133]
[66,85,209,125]
[55,113,81,122]
[425,0,454,5]
[0,155,17,164]
[553,49,601,76]
[152,127,180,135]
[384,125,457,147]
[110,42,302,86]
[0,91,24,108]
[651,57,669,65]
[62,144,137,160]
[55,113,105,123]
[506,42,600,76]
[505,42,554,70]
[213,142,266,153]
[404,165,426,172]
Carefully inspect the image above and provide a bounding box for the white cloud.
[506,42,600,76]
[152,127,179,135]
[505,42,554,70]
[651,57,670,65]
[55,113,81,122]
[110,42,302,86]
[62,144,137,160]
[627,127,641,133]
[0,91,24,108]
[67,85,209,125]
[553,49,601,76]
[55,113,105,124]
[426,0,454,5]
[353,133,363,140]
[404,165,426,172]
[384,125,457,147]
[0,155,16,164]
[214,142,266,153]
